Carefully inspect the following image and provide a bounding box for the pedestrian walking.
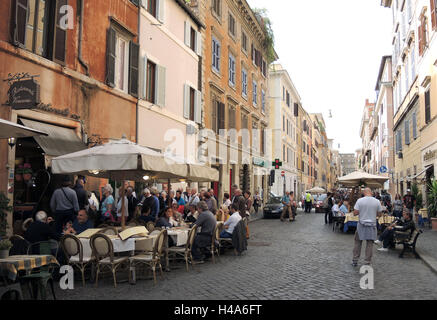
[253,191,261,214]
[352,188,383,266]
[305,192,312,213]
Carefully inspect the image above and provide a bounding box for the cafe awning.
[0,117,48,139]
[19,118,86,158]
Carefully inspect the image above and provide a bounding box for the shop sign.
[253,157,269,168]
[7,78,40,110]
[424,149,437,163]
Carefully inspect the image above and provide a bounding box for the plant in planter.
[427,179,437,230]
[22,163,33,181]
[0,239,12,259]
[15,164,24,182]
[0,192,12,238]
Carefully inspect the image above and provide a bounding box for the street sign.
[379,166,388,174]
[281,171,285,177]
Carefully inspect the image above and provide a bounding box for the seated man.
[191,201,217,263]
[65,210,93,235]
[375,209,415,252]
[24,211,60,244]
[339,200,349,215]
[332,200,340,217]
[220,204,242,239]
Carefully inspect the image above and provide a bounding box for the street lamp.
[7,137,16,149]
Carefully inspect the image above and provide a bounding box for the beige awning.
[0,117,48,139]
[20,118,86,158]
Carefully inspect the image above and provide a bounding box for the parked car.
[263,196,285,219]
[314,194,327,213]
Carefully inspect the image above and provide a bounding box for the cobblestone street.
[55,209,437,300]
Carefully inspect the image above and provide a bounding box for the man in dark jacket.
[375,209,416,251]
[24,211,60,244]
[126,186,138,221]
[73,176,88,210]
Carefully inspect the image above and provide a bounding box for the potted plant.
[0,239,12,259]
[0,192,12,238]
[22,163,33,181]
[427,179,437,231]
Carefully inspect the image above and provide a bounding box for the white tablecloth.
[76,238,136,261]
[167,229,189,247]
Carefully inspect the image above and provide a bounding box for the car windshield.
[317,194,327,201]
[267,197,282,204]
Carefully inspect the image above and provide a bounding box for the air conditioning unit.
[186,124,196,135]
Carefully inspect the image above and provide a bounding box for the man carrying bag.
[50,175,80,235]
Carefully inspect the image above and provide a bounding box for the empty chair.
[129,229,167,285]
[89,233,128,288]
[60,234,94,287]
[168,225,198,271]
[210,222,223,264]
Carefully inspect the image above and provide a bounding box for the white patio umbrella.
[163,154,219,182]
[0,118,48,139]
[337,171,389,188]
[305,187,326,194]
[51,136,188,227]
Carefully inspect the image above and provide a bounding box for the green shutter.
[129,41,140,97]
[106,27,117,87]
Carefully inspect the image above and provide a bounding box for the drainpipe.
[78,0,90,76]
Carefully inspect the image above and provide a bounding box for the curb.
[416,249,437,275]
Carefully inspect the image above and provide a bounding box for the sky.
[248,0,393,154]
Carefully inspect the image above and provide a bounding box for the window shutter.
[131,0,139,6]
[53,0,68,64]
[431,0,436,30]
[219,102,225,131]
[184,21,191,47]
[155,65,166,107]
[140,53,148,99]
[13,0,28,47]
[106,27,117,87]
[418,24,423,56]
[194,90,202,124]
[412,112,417,139]
[294,103,299,117]
[183,84,190,119]
[212,100,218,133]
[405,120,410,145]
[425,90,431,123]
[196,31,202,56]
[129,41,140,97]
[157,0,165,23]
[399,129,403,151]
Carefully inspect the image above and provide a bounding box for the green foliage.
[0,192,12,238]
[252,8,276,63]
[411,184,423,211]
[0,239,12,250]
[427,179,437,218]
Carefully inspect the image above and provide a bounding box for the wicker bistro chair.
[89,233,129,288]
[168,225,198,272]
[128,229,167,285]
[210,222,224,264]
[60,234,95,287]
[146,221,156,233]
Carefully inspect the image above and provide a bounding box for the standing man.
[290,191,297,221]
[50,175,79,235]
[73,176,88,210]
[126,186,138,221]
[280,191,291,222]
[352,188,383,266]
[305,192,312,213]
[403,189,416,216]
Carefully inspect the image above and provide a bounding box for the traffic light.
[269,170,275,186]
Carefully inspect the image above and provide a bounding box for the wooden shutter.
[106,27,117,87]
[157,0,165,23]
[184,21,190,47]
[196,31,202,56]
[53,0,68,64]
[183,84,190,119]
[129,41,140,97]
[218,102,225,132]
[405,120,410,145]
[13,0,28,47]
[412,112,417,139]
[418,24,423,56]
[155,65,166,107]
[294,103,299,117]
[425,90,431,123]
[194,90,201,124]
[212,100,217,133]
[140,53,148,99]
[431,0,436,30]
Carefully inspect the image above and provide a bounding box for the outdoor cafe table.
[343,213,359,232]
[0,255,59,282]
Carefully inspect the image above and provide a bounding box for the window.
[212,99,225,134]
[241,111,248,129]
[396,129,403,152]
[282,115,285,131]
[286,119,289,135]
[418,14,429,56]
[431,0,437,30]
[405,120,410,145]
[286,91,290,107]
[184,85,201,123]
[13,0,67,64]
[261,89,266,113]
[252,80,257,106]
[242,68,248,97]
[412,112,417,139]
[146,61,156,103]
[212,0,221,17]
[148,0,157,17]
[115,35,129,92]
[212,37,221,73]
[228,105,236,129]
[228,53,236,87]
[261,127,266,154]
[283,145,286,163]
[425,89,431,124]
[190,27,196,51]
[184,22,201,56]
[228,13,236,37]
[241,31,247,52]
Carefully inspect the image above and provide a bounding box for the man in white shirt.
[352,188,383,266]
[220,204,242,239]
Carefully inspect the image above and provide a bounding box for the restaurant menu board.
[77,228,102,238]
[119,226,149,240]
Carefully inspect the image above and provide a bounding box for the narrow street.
[55,209,437,300]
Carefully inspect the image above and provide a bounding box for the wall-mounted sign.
[424,149,436,163]
[7,78,40,110]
